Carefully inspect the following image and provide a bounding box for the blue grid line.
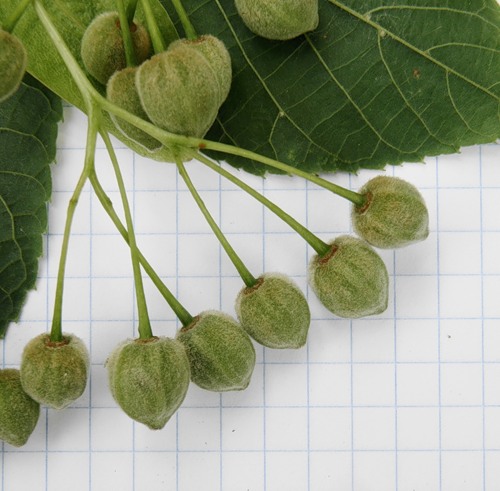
[3,123,500,490]
[480,145,486,491]
[436,156,443,491]
[262,174,267,491]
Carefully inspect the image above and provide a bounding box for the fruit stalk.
[140,0,166,52]
[192,150,331,256]
[116,0,138,67]
[176,158,257,288]
[51,109,99,342]
[101,130,153,339]
[89,171,194,327]
[169,0,197,40]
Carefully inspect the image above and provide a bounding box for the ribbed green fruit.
[136,44,220,138]
[169,35,232,106]
[235,273,310,349]
[352,176,429,249]
[0,30,27,102]
[107,67,162,152]
[0,369,39,447]
[81,12,151,85]
[234,0,319,40]
[308,235,389,318]
[176,311,256,392]
[107,337,190,429]
[20,333,90,410]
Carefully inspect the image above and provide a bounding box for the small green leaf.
[167,0,500,174]
[0,75,62,337]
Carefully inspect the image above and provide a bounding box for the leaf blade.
[0,76,62,337]
[183,0,500,173]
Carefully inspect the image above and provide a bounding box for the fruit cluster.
[80,12,232,158]
[0,3,429,447]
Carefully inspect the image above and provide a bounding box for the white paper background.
[1,104,500,491]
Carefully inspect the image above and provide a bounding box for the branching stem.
[192,151,331,257]
[50,107,99,342]
[176,158,257,288]
[200,143,366,207]
[89,171,194,327]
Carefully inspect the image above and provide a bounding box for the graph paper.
[1,103,499,491]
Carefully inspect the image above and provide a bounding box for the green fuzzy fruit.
[0,30,27,102]
[352,176,429,249]
[20,333,90,410]
[176,311,256,392]
[0,369,39,447]
[170,35,232,106]
[234,0,319,40]
[107,337,190,429]
[308,235,389,318]
[235,273,310,349]
[107,67,161,152]
[81,12,151,85]
[136,44,220,138]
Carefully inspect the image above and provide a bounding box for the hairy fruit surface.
[352,176,429,249]
[0,369,39,447]
[136,44,220,138]
[235,273,310,349]
[107,67,162,152]
[20,333,90,410]
[234,0,319,40]
[176,311,256,392]
[81,12,151,85]
[107,337,190,429]
[170,35,232,106]
[308,235,389,318]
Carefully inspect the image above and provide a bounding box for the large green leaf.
[0,75,63,337]
[2,0,499,175]
[169,0,500,174]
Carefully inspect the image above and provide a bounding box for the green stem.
[2,0,32,32]
[193,151,331,257]
[89,171,194,327]
[200,143,366,207]
[51,108,99,342]
[101,131,153,339]
[98,94,366,208]
[117,0,137,67]
[35,0,364,210]
[169,0,197,40]
[176,158,257,288]
[140,0,166,53]
[126,0,139,22]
